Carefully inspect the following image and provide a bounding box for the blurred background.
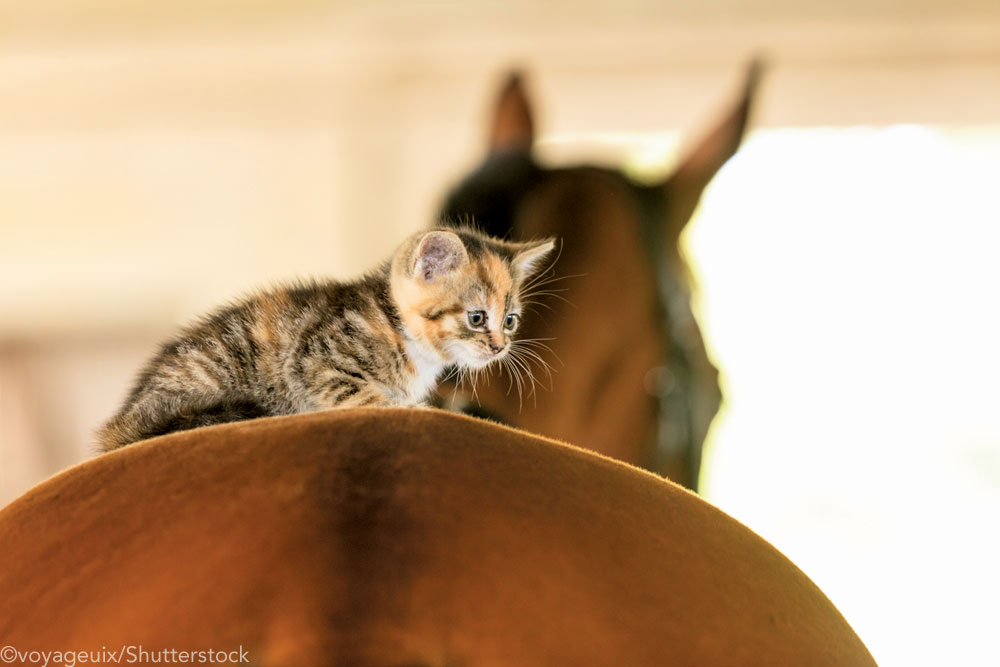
[2,1,999,664]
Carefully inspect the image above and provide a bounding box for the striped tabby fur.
[98,227,554,451]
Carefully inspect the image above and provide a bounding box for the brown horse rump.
[0,409,874,665]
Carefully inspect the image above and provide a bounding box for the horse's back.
[0,409,874,666]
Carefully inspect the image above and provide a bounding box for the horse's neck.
[483,170,663,462]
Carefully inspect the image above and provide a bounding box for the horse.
[0,409,875,665]
[439,62,761,490]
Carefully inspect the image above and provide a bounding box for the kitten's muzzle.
[477,339,507,360]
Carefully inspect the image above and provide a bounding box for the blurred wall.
[2,0,999,501]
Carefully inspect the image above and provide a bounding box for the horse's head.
[439,63,761,490]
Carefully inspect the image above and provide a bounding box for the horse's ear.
[661,59,763,241]
[488,71,535,154]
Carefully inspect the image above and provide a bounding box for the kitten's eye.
[504,313,519,331]
[468,311,486,328]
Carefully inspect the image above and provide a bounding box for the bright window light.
[672,125,1000,667]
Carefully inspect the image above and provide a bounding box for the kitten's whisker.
[518,288,571,303]
[511,346,555,385]
[523,271,587,291]
[515,349,543,392]
[505,354,525,411]
[508,352,532,397]
[521,271,549,292]
[515,338,558,347]
[519,290,576,309]
[521,284,572,295]
[520,300,556,313]
[502,357,517,395]
[500,356,516,396]
[440,365,463,408]
[521,275,573,295]
[469,367,482,407]
[512,340,563,369]
[512,338,562,370]
[513,337,559,348]
[506,351,538,407]
[521,287,573,299]
[509,344,556,397]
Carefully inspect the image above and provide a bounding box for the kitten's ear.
[489,71,535,154]
[413,231,469,282]
[511,238,556,278]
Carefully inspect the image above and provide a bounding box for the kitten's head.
[391,226,555,369]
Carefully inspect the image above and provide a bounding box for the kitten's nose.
[488,341,504,354]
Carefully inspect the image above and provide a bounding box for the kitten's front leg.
[313,374,398,410]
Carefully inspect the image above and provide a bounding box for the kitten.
[97,227,555,451]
